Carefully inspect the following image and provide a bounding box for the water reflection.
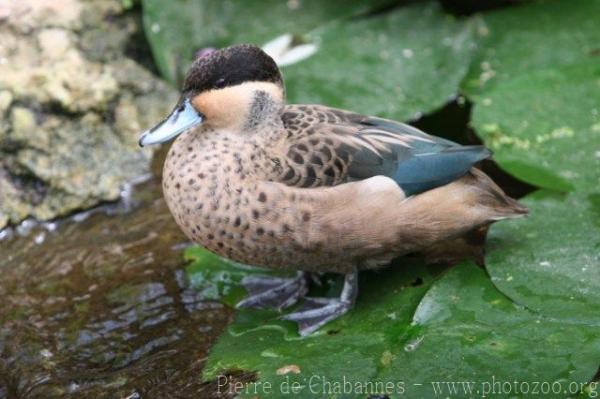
[0,164,233,397]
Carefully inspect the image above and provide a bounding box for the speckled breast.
[160,129,358,274]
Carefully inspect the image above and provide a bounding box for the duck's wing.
[281,105,491,196]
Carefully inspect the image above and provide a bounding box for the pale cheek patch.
[192,89,248,129]
[191,82,283,130]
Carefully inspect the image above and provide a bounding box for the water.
[0,150,233,398]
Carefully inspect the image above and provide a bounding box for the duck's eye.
[215,78,226,89]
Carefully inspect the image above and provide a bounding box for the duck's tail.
[467,168,529,220]
[417,168,527,266]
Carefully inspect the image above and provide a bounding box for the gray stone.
[0,0,177,228]
[0,90,13,114]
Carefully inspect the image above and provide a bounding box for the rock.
[0,0,177,228]
[0,169,32,224]
[0,90,13,113]
[37,28,71,59]
[10,107,37,141]
[0,0,83,33]
[115,94,143,147]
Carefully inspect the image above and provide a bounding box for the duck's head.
[139,44,283,147]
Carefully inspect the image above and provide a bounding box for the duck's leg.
[282,272,358,336]
[236,271,309,311]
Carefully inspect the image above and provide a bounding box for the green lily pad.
[463,0,600,93]
[471,61,600,192]
[141,0,397,85]
[463,0,600,191]
[184,246,287,305]
[282,2,476,121]
[378,263,600,398]
[486,190,600,323]
[199,260,434,397]
[196,262,600,398]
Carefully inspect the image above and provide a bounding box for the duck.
[139,44,527,336]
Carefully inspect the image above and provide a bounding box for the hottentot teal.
[139,44,527,335]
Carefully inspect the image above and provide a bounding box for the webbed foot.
[282,272,358,336]
[236,271,309,311]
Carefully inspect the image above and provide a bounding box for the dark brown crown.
[183,44,282,94]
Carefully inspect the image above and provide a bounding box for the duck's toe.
[281,297,353,336]
[282,272,358,336]
[236,271,309,311]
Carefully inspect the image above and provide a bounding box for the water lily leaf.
[199,261,434,398]
[471,61,600,192]
[184,246,286,305]
[463,0,600,93]
[463,0,600,191]
[198,262,600,398]
[378,263,600,398]
[486,190,600,323]
[283,2,476,121]
[141,0,397,85]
